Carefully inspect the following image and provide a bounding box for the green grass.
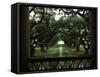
[33,45,85,58]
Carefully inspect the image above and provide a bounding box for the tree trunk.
[76,44,80,51]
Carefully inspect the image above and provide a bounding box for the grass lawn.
[33,45,85,58]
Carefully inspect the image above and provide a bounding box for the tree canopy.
[29,7,91,56]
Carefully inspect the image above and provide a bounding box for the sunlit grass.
[33,45,85,58]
